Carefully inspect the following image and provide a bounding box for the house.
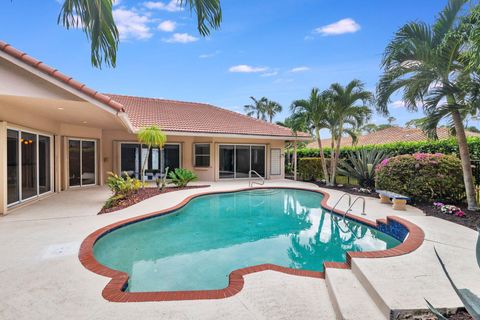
[306,126,480,149]
[0,41,310,215]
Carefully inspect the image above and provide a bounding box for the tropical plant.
[137,126,167,186]
[244,96,267,120]
[291,88,332,183]
[155,167,170,191]
[337,149,390,189]
[263,100,283,123]
[58,0,222,68]
[283,113,309,180]
[376,0,479,210]
[168,168,198,188]
[327,80,373,186]
[104,171,143,208]
[425,226,480,319]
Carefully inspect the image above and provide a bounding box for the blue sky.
[0,0,451,127]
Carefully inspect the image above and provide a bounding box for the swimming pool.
[91,188,402,293]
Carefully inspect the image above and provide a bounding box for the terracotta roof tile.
[106,94,309,138]
[0,40,124,112]
[307,126,480,148]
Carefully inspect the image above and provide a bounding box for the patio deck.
[0,180,478,320]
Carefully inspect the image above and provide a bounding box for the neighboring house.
[306,126,480,149]
[0,41,310,215]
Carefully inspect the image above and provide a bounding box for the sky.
[0,0,466,129]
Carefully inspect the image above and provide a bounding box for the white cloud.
[113,8,152,40]
[144,0,182,12]
[228,65,268,73]
[314,18,360,36]
[158,20,176,32]
[261,71,279,77]
[199,50,220,58]
[391,100,405,109]
[290,66,310,73]
[163,33,198,43]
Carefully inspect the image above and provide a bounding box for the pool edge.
[78,186,425,303]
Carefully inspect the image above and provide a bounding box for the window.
[194,143,210,167]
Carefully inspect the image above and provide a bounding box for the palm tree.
[283,113,309,180]
[291,88,332,183]
[328,80,373,185]
[263,100,283,123]
[58,0,222,68]
[137,126,167,186]
[244,96,267,120]
[376,0,479,210]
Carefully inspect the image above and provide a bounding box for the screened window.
[194,144,210,167]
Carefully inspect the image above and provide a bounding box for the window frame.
[193,143,211,168]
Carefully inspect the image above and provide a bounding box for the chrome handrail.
[345,196,366,217]
[329,193,352,215]
[248,170,265,187]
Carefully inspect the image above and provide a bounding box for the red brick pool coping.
[78,186,425,302]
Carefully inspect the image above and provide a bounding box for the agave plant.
[426,225,480,319]
[168,168,198,188]
[336,149,390,189]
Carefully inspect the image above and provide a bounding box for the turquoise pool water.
[93,189,401,292]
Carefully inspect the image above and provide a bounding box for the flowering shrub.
[375,153,465,203]
[433,202,466,217]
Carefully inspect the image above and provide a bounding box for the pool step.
[325,267,387,320]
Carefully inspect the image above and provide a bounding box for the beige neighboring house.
[306,126,480,149]
[0,41,310,215]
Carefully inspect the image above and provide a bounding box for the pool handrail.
[329,193,352,215]
[345,196,367,216]
[248,170,265,187]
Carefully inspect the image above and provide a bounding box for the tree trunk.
[140,145,151,188]
[316,127,330,184]
[331,124,343,186]
[452,110,479,210]
[327,135,335,186]
[269,115,273,123]
[293,141,298,181]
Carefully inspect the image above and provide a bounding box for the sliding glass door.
[68,139,96,187]
[219,145,266,179]
[7,128,53,206]
[120,143,181,180]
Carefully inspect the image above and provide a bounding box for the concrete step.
[325,267,387,320]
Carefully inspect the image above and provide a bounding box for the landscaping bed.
[99,185,210,214]
[314,182,478,231]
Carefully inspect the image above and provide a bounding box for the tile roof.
[307,126,480,148]
[0,41,124,112]
[106,94,310,138]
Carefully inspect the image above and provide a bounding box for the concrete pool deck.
[0,180,478,320]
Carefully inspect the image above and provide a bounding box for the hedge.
[296,137,480,160]
[375,153,465,203]
[298,158,325,181]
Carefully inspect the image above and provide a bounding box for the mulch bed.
[313,182,479,231]
[98,185,210,215]
[448,310,473,320]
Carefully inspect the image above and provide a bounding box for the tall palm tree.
[244,96,267,120]
[59,0,222,68]
[137,125,167,186]
[264,100,283,123]
[376,0,479,210]
[328,80,373,185]
[291,88,332,183]
[283,113,309,180]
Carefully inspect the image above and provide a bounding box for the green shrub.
[168,168,197,188]
[296,137,480,160]
[104,172,143,208]
[375,153,465,203]
[298,158,325,181]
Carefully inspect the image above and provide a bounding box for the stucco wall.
[102,130,286,182]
